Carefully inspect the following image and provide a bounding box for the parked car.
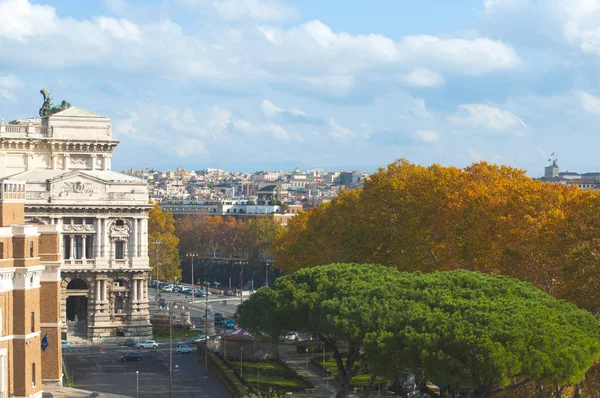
[61,340,72,350]
[176,344,193,354]
[224,319,235,329]
[279,331,299,341]
[173,285,183,293]
[121,352,142,361]
[224,289,235,296]
[181,286,192,294]
[118,339,137,348]
[162,285,174,292]
[211,335,222,341]
[136,340,158,349]
[214,313,224,324]
[192,334,208,343]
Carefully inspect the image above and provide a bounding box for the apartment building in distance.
[0,179,63,397]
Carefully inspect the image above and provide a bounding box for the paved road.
[63,345,230,398]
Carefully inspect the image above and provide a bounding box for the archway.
[66,278,88,335]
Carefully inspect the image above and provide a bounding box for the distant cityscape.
[124,166,370,221]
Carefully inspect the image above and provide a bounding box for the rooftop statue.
[39,88,71,118]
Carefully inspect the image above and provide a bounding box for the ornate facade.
[0,106,152,341]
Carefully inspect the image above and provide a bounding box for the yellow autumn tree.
[148,204,181,282]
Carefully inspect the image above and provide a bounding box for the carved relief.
[63,224,95,232]
[70,156,89,169]
[59,181,99,197]
[109,220,131,239]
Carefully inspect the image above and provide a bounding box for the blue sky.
[1,0,600,176]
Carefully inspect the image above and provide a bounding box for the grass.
[152,327,200,340]
[243,374,312,390]
[228,361,288,372]
[63,361,74,387]
[319,359,390,387]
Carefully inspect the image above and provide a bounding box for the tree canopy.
[236,264,600,398]
[273,159,600,314]
[148,204,181,282]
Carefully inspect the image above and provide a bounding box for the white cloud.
[468,147,484,162]
[579,91,600,114]
[212,0,298,22]
[95,16,141,42]
[208,106,232,136]
[399,35,522,75]
[449,104,527,136]
[328,119,355,142]
[0,73,23,102]
[175,139,208,158]
[400,68,445,88]
[413,129,440,143]
[0,0,58,41]
[232,119,302,141]
[261,99,282,117]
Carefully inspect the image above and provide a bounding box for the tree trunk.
[555,385,562,398]
[362,374,377,398]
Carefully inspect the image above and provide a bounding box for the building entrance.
[66,279,88,336]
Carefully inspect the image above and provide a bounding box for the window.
[30,312,34,333]
[29,241,34,258]
[115,242,124,260]
[114,296,123,313]
[63,236,71,259]
[0,309,2,336]
[85,236,93,258]
[115,219,124,227]
[74,236,83,259]
[31,363,35,387]
[74,218,83,225]
[0,242,4,259]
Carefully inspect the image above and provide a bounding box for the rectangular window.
[29,241,34,258]
[74,218,83,225]
[86,236,93,259]
[0,242,4,259]
[31,363,35,387]
[63,236,71,259]
[115,242,124,260]
[74,236,83,259]
[30,312,34,333]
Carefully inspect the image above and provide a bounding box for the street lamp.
[169,303,178,398]
[153,240,162,294]
[185,252,199,306]
[136,370,139,398]
[240,345,244,379]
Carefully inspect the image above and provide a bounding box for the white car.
[136,340,158,349]
[279,331,299,341]
[192,334,208,343]
[176,344,193,354]
[162,285,174,292]
[61,340,72,350]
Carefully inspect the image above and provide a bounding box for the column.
[132,218,138,258]
[140,218,148,257]
[51,154,57,170]
[95,280,100,302]
[90,154,97,171]
[82,236,87,259]
[70,235,75,260]
[63,154,70,170]
[96,219,102,258]
[132,278,138,302]
[103,219,109,258]
[100,280,106,302]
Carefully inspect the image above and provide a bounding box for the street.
[63,343,230,398]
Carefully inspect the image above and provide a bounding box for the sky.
[1,0,600,176]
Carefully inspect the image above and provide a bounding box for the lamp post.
[169,303,178,398]
[239,266,244,307]
[240,345,244,379]
[153,240,162,294]
[185,252,198,306]
[136,370,139,398]
[257,363,260,392]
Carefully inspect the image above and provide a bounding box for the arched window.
[116,219,124,227]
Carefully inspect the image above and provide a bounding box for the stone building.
[0,179,63,397]
[0,105,152,341]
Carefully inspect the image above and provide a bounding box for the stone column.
[96,219,102,257]
[101,280,106,302]
[63,154,70,170]
[51,154,57,170]
[82,236,87,259]
[132,278,138,303]
[103,219,109,258]
[70,235,75,260]
[132,218,138,258]
[90,154,97,171]
[140,218,148,257]
[95,280,100,302]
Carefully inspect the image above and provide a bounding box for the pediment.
[49,172,108,199]
[49,106,108,119]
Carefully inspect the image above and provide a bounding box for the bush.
[201,348,247,397]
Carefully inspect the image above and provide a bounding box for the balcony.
[63,259,96,269]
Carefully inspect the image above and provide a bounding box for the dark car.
[214,313,224,324]
[118,339,136,348]
[121,352,142,361]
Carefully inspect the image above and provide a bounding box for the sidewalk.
[278,344,338,398]
[44,385,132,398]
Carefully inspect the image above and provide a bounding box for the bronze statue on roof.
[39,88,71,118]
